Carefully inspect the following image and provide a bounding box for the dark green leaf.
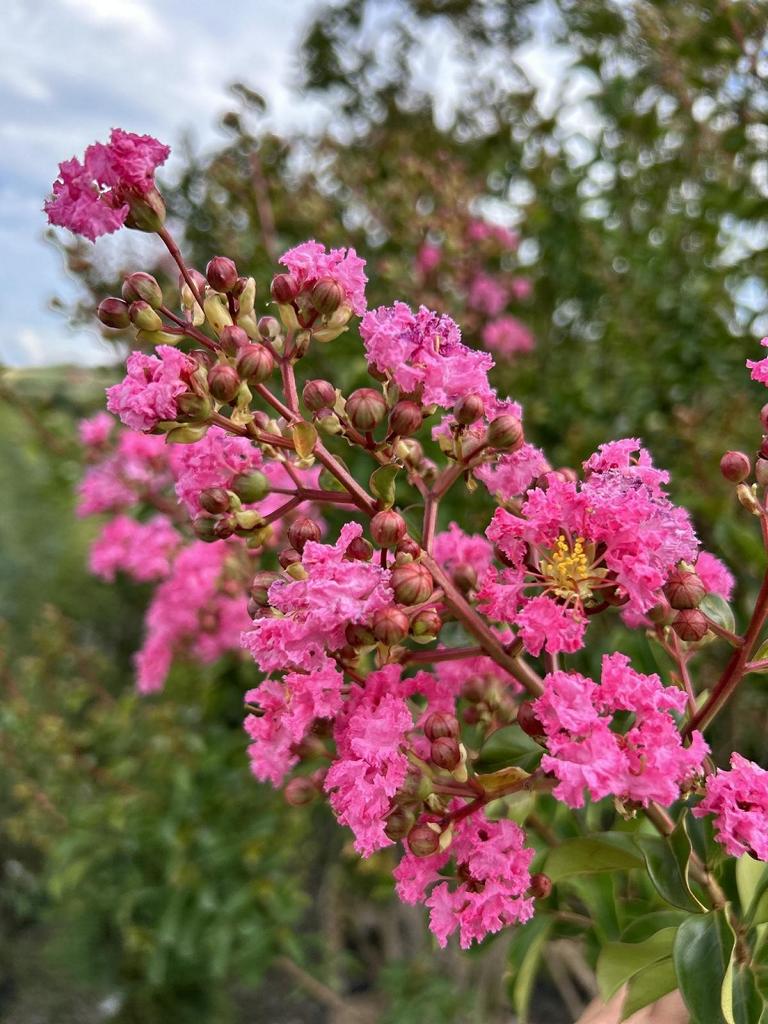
[621,956,677,1021]
[474,724,543,774]
[673,911,733,1024]
[545,833,644,884]
[634,814,706,913]
[597,927,678,1000]
[700,593,736,636]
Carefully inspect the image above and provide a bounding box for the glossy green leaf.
[736,854,768,924]
[401,503,424,544]
[545,833,644,884]
[621,911,687,942]
[597,926,678,1000]
[634,814,706,913]
[508,915,553,1023]
[674,911,732,1024]
[474,724,543,774]
[700,593,736,636]
[722,956,764,1024]
[620,956,677,1021]
[369,464,400,507]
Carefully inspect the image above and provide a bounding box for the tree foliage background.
[2,2,768,1021]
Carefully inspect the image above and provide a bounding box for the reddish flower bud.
[212,515,236,539]
[206,256,238,293]
[219,324,249,356]
[370,509,406,548]
[761,436,768,460]
[664,568,706,610]
[372,606,410,645]
[487,414,524,451]
[399,438,424,467]
[271,273,299,304]
[302,378,336,412]
[411,608,442,640]
[179,267,207,297]
[236,343,275,384]
[122,271,163,308]
[462,677,487,703]
[200,487,231,515]
[258,316,280,341]
[278,547,302,570]
[431,736,460,771]
[391,562,433,605]
[287,516,321,554]
[407,824,441,857]
[208,363,240,403]
[452,562,478,595]
[345,622,375,647]
[396,537,421,561]
[757,458,768,487]
[720,450,751,484]
[346,388,387,431]
[761,404,768,432]
[389,400,423,437]
[176,392,213,422]
[528,873,552,900]
[648,597,676,626]
[232,470,269,503]
[384,805,415,842]
[97,297,131,329]
[346,536,374,561]
[516,701,545,742]
[672,608,709,642]
[424,712,459,741]
[250,571,279,606]
[128,300,162,332]
[311,277,343,315]
[284,777,317,806]
[192,516,218,542]
[454,393,485,425]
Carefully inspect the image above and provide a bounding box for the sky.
[0,0,326,367]
[0,0,571,368]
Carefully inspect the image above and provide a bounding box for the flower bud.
[516,702,545,742]
[236,344,275,384]
[270,274,299,304]
[284,777,317,806]
[123,186,166,233]
[372,606,410,645]
[237,277,256,315]
[346,536,374,561]
[487,414,523,451]
[176,392,213,422]
[424,712,459,741]
[761,404,768,432]
[206,256,238,293]
[200,487,231,515]
[388,400,423,437]
[757,458,768,487]
[346,388,387,431]
[302,379,336,412]
[278,547,302,570]
[720,450,751,484]
[192,516,218,542]
[462,677,487,703]
[396,537,421,561]
[287,517,322,554]
[384,805,415,842]
[431,737,460,771]
[230,470,269,504]
[452,562,477,595]
[208,363,240,403]
[122,272,163,308]
[97,297,131,329]
[411,608,442,641]
[454,393,485,425]
[407,824,441,857]
[664,568,705,610]
[390,562,433,605]
[370,509,406,548]
[250,571,279,606]
[212,515,236,540]
[258,316,281,341]
[648,597,676,626]
[129,300,163,332]
[672,608,709,643]
[219,325,249,356]
[315,409,343,435]
[311,277,343,315]
[345,622,375,647]
[528,873,552,900]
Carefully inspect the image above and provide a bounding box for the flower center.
[540,535,598,601]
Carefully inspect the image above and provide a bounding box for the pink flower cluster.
[482,316,534,357]
[694,754,768,860]
[106,347,193,432]
[531,653,708,808]
[482,440,699,655]
[44,129,169,241]
[395,814,534,948]
[89,514,179,582]
[280,240,368,315]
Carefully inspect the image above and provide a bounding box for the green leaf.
[474,724,543,774]
[634,814,706,913]
[508,916,553,1023]
[736,854,768,924]
[700,593,736,636]
[290,420,317,460]
[369,464,400,508]
[597,927,678,1000]
[545,833,644,884]
[621,956,677,1020]
[621,911,687,942]
[722,957,764,1024]
[401,503,424,544]
[673,911,733,1024]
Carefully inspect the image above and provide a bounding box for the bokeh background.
[2,1,768,1021]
